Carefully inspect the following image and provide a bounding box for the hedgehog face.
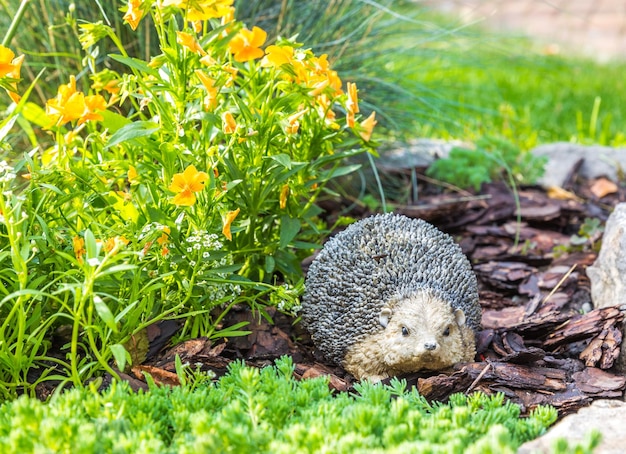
[378,291,473,372]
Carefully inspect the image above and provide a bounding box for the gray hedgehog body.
[302,213,481,381]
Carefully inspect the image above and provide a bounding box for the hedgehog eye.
[401,326,409,337]
[443,326,450,337]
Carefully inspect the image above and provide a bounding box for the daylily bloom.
[359,111,377,142]
[169,165,209,206]
[45,76,107,126]
[228,26,267,62]
[222,208,240,240]
[123,0,144,31]
[222,111,237,134]
[279,184,289,209]
[176,31,206,56]
[162,0,233,21]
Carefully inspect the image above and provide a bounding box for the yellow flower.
[345,82,359,127]
[128,165,138,183]
[169,165,209,206]
[45,76,107,126]
[222,208,240,240]
[359,111,377,142]
[195,70,219,110]
[176,31,206,56]
[156,226,171,246]
[123,0,144,31]
[279,184,289,209]
[0,45,18,78]
[285,108,308,135]
[4,54,24,104]
[261,45,295,68]
[73,235,86,264]
[222,111,237,134]
[162,0,233,21]
[228,26,267,62]
[110,191,139,223]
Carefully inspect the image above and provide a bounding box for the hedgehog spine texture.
[302,212,480,366]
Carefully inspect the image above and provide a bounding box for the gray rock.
[377,138,467,171]
[518,399,626,454]
[532,142,626,188]
[586,203,626,371]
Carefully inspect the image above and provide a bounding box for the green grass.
[381,8,626,147]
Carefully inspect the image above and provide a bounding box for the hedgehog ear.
[454,308,466,326]
[379,307,392,328]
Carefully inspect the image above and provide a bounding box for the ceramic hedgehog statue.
[301,213,481,381]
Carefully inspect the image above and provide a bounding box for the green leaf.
[100,110,132,134]
[94,295,118,333]
[83,229,99,262]
[110,343,130,372]
[108,53,158,76]
[279,216,301,249]
[105,121,159,149]
[268,154,292,169]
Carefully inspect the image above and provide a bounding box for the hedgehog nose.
[424,341,437,351]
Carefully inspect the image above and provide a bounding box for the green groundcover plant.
[0,357,559,453]
[0,0,377,399]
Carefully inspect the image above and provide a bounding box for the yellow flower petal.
[222,208,240,240]
[169,165,209,206]
[228,26,267,62]
[222,111,237,134]
[359,111,377,142]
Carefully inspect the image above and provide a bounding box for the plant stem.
[2,0,31,47]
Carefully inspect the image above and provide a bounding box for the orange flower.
[123,0,144,31]
[279,184,289,209]
[359,111,377,142]
[45,76,107,126]
[169,165,209,206]
[104,236,129,253]
[222,111,237,134]
[156,226,171,246]
[228,26,267,62]
[261,45,295,68]
[162,0,233,21]
[176,31,206,56]
[73,235,86,264]
[222,208,240,240]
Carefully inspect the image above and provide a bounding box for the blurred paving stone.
[518,399,626,453]
[420,0,626,61]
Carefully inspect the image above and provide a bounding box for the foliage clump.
[0,1,376,398]
[0,357,558,453]
[426,135,547,191]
